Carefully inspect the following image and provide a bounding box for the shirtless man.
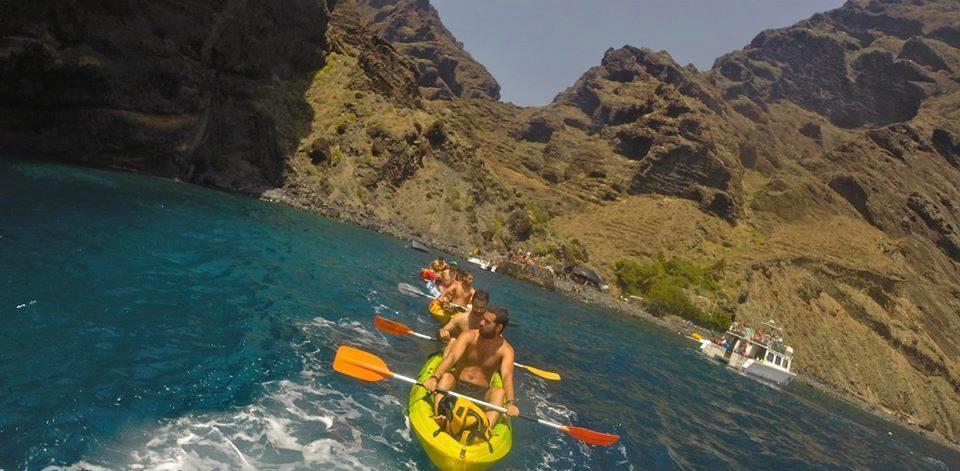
[429,257,447,275]
[424,308,520,428]
[440,270,475,314]
[436,261,458,291]
[437,290,489,342]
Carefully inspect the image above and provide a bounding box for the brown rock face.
[5,0,960,448]
[712,0,959,128]
[550,46,742,220]
[353,0,500,100]
[0,0,333,193]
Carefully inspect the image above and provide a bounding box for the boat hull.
[742,359,797,386]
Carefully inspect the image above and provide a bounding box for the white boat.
[467,256,496,272]
[698,320,797,386]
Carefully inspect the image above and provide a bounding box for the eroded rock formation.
[3,0,960,446]
[354,0,500,100]
[0,0,333,193]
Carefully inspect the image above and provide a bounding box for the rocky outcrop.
[325,0,421,107]
[711,0,959,128]
[0,0,333,193]
[5,0,960,448]
[550,46,742,220]
[354,0,500,100]
[907,192,960,262]
[899,36,952,72]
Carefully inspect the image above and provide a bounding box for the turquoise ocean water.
[1,157,958,470]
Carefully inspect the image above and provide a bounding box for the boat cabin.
[698,320,797,386]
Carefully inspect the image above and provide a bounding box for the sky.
[431,0,845,106]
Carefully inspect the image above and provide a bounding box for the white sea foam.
[47,317,417,470]
[523,375,594,470]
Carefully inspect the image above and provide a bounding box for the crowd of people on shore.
[506,249,556,279]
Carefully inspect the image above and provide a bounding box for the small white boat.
[698,320,797,386]
[467,257,496,272]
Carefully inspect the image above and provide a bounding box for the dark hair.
[472,289,489,305]
[492,307,509,327]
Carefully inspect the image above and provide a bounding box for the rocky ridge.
[1,0,960,446]
[354,0,501,100]
[0,0,333,193]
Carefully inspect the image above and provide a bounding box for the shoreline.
[258,189,960,453]
[10,158,954,453]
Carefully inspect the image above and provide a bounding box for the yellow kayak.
[408,353,512,471]
[429,299,458,326]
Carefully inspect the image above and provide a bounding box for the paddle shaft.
[398,283,467,311]
[392,372,564,431]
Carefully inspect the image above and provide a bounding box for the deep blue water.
[1,157,958,470]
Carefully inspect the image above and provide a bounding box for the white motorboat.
[467,256,496,272]
[698,320,797,386]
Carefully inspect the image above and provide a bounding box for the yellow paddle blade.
[518,364,561,381]
[333,345,393,382]
[690,332,702,341]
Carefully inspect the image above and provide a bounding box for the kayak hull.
[408,353,512,471]
[429,299,458,326]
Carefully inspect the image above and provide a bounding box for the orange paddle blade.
[333,345,394,382]
[561,426,621,446]
[374,315,413,336]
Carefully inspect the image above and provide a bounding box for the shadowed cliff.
[2,0,960,446]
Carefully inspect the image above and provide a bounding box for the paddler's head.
[470,289,489,316]
[458,270,474,287]
[479,307,508,339]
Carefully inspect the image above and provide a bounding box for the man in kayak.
[424,308,520,429]
[428,270,472,325]
[437,289,489,342]
[440,269,475,313]
[436,260,458,291]
[429,257,447,275]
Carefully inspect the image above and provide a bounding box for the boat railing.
[725,329,791,355]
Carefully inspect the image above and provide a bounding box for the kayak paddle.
[333,345,619,446]
[398,282,434,299]
[374,315,561,381]
[397,282,467,311]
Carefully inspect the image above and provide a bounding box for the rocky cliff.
[0,0,333,193]
[354,0,500,100]
[2,0,959,446]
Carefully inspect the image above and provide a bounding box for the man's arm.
[437,313,465,341]
[500,343,519,416]
[440,284,455,302]
[424,332,472,392]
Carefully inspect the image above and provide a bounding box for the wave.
[45,316,418,470]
